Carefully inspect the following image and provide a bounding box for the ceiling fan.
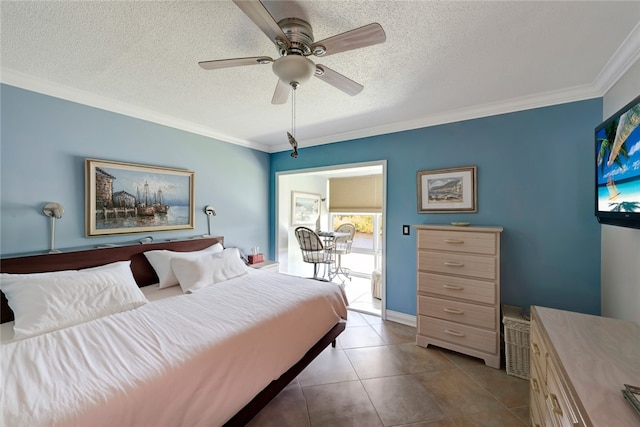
[198,0,386,105]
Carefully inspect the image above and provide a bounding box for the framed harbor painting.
[86,158,195,236]
[291,191,321,225]
[417,166,477,213]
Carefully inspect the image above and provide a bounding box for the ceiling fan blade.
[271,79,291,104]
[233,0,291,48]
[311,23,386,57]
[199,56,273,70]
[315,65,363,96]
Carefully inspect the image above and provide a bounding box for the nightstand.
[249,260,279,272]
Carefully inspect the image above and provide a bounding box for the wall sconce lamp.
[204,205,216,236]
[42,202,64,253]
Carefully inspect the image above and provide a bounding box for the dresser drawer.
[418,295,495,329]
[530,360,546,419]
[530,319,547,382]
[545,361,579,427]
[418,251,496,280]
[417,229,497,255]
[418,315,497,354]
[418,272,496,304]
[530,393,544,427]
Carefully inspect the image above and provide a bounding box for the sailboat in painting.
[137,181,156,216]
[154,188,169,214]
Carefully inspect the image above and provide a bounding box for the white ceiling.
[2,1,640,154]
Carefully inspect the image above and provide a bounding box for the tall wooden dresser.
[415,224,503,368]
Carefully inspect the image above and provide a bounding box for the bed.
[0,237,348,426]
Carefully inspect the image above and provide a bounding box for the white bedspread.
[1,270,348,427]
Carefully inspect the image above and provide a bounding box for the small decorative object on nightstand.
[249,260,279,272]
[247,246,264,265]
[247,253,264,264]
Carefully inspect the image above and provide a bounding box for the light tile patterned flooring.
[248,311,530,427]
[342,276,381,316]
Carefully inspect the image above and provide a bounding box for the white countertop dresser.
[530,306,640,427]
[415,224,503,368]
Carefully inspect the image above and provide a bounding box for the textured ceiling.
[2,1,640,153]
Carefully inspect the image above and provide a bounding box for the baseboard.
[385,310,416,327]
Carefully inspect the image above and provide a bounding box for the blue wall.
[271,99,603,316]
[1,84,271,256]
[1,83,603,317]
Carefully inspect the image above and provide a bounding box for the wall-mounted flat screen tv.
[595,94,640,229]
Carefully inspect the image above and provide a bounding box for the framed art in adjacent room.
[86,158,195,236]
[291,191,321,225]
[417,166,477,213]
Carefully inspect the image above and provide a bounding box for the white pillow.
[0,261,147,340]
[171,248,249,293]
[144,242,224,289]
[170,254,215,293]
[211,248,249,284]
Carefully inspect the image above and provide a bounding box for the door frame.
[275,160,387,319]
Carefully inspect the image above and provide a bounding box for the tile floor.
[247,311,530,427]
[342,276,381,316]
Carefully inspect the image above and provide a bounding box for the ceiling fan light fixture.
[199,1,387,107]
[272,55,315,86]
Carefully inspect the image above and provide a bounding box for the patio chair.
[333,223,355,282]
[294,226,334,281]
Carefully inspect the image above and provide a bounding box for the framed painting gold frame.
[417,166,477,213]
[86,158,195,236]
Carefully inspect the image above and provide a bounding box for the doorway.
[329,213,382,315]
[275,161,386,318]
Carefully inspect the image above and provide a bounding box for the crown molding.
[280,83,602,153]
[592,21,640,95]
[5,18,640,157]
[270,26,640,153]
[0,68,271,153]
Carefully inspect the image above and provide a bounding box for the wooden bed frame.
[0,237,346,426]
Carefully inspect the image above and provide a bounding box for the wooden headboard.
[0,236,224,324]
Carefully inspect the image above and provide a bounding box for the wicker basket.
[502,304,530,380]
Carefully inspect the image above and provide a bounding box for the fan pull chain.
[291,86,296,138]
[287,84,299,158]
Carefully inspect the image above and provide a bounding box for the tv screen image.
[595,94,640,229]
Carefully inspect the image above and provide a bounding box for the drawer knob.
[532,343,540,356]
[444,308,464,315]
[445,329,465,337]
[443,239,464,244]
[443,284,464,291]
[444,261,464,267]
[549,393,563,416]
